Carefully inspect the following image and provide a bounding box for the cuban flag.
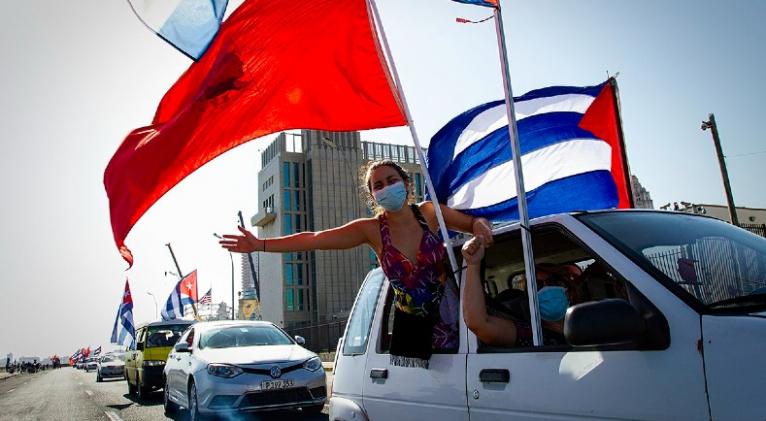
[110,279,136,350]
[451,0,499,7]
[93,346,102,357]
[126,0,228,60]
[427,80,632,222]
[161,270,199,320]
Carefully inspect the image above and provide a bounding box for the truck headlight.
[207,364,243,378]
[142,360,165,367]
[303,357,322,372]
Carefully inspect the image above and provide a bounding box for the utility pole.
[165,243,200,319]
[701,114,739,225]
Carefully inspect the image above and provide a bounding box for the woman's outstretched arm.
[219,218,377,254]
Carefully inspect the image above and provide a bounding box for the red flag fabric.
[105,0,406,266]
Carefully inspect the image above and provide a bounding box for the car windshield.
[199,325,293,349]
[100,355,122,363]
[578,212,766,310]
[146,324,191,347]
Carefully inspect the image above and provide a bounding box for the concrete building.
[631,175,654,209]
[250,130,426,328]
[664,202,766,225]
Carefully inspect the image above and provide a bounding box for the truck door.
[362,279,469,421]
[465,223,709,420]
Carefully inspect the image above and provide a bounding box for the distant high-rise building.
[250,130,426,328]
[631,175,654,209]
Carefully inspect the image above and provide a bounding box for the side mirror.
[564,299,646,346]
[174,342,191,353]
[294,335,306,345]
[136,343,144,351]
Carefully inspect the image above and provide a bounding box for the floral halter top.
[378,205,457,351]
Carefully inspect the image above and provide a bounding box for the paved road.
[0,368,330,421]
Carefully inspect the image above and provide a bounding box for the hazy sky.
[1,0,764,358]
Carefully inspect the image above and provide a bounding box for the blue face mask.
[374,181,408,212]
[537,286,569,321]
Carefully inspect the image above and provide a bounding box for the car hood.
[101,362,124,368]
[197,345,314,365]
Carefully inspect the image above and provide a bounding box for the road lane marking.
[104,410,123,421]
[85,390,93,396]
[6,388,14,393]
[78,382,83,385]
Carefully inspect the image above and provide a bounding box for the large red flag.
[105,0,406,266]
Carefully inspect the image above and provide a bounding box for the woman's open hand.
[218,226,261,253]
[461,237,485,266]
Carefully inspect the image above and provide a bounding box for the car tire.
[127,375,136,396]
[136,375,148,401]
[96,372,102,382]
[163,378,178,415]
[188,382,206,421]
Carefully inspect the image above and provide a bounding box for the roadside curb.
[0,373,19,381]
[322,362,333,371]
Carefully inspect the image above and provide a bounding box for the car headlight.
[303,357,322,372]
[143,360,165,367]
[207,364,243,378]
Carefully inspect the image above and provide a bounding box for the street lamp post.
[214,233,236,320]
[146,292,158,320]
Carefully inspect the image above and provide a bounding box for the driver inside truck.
[461,237,578,348]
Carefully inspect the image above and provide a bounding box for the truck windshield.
[578,212,766,311]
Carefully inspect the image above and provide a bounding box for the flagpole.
[368,0,460,276]
[492,5,542,346]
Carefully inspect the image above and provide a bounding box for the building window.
[286,289,294,311]
[283,191,291,211]
[298,290,304,311]
[284,263,293,286]
[296,263,303,285]
[293,162,301,188]
[283,162,290,187]
[414,173,423,200]
[283,214,293,235]
[295,191,301,211]
[295,214,302,232]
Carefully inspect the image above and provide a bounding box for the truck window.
[479,224,632,351]
[343,269,385,355]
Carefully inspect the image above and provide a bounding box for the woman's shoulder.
[415,201,439,232]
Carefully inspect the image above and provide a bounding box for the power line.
[726,149,766,158]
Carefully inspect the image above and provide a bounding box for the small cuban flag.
[126,0,228,60]
[451,0,499,8]
[426,80,632,223]
[161,270,199,320]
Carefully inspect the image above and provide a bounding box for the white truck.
[330,210,766,421]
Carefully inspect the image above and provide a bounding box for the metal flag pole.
[368,0,460,276]
[492,5,542,346]
[165,243,200,320]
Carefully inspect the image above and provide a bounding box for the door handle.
[479,369,510,383]
[369,369,388,379]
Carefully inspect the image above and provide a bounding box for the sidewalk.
[0,372,18,381]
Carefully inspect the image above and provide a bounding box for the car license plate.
[261,379,294,390]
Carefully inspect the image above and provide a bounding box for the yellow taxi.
[125,319,195,400]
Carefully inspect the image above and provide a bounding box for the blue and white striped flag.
[127,0,229,60]
[110,279,136,350]
[161,270,199,320]
[427,81,631,222]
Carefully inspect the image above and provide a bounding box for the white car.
[163,320,326,420]
[330,210,766,421]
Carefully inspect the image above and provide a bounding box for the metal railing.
[284,320,347,354]
[738,223,766,238]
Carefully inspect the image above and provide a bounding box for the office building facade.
[251,130,426,328]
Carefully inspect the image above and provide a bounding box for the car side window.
[479,224,634,352]
[343,269,385,355]
[136,328,146,349]
[185,328,195,347]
